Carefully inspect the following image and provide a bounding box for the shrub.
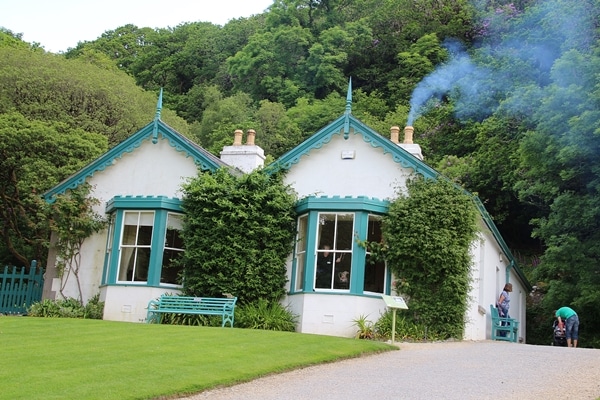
[373,310,444,342]
[27,295,104,319]
[236,299,298,331]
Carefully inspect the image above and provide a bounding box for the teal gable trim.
[106,195,182,213]
[43,119,226,204]
[266,113,439,180]
[295,195,389,214]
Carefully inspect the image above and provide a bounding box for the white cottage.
[43,86,530,341]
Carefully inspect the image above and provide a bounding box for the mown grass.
[0,317,396,399]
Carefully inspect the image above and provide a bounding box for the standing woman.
[497,283,513,318]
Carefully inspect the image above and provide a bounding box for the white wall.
[463,223,527,342]
[285,293,387,337]
[101,285,180,323]
[284,130,413,200]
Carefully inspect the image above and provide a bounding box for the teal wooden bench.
[147,295,237,327]
[490,305,519,342]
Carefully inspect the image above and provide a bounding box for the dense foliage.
[180,168,297,304]
[2,0,600,345]
[381,178,479,339]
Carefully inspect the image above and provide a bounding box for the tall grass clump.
[236,299,298,331]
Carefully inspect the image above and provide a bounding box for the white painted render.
[284,129,413,200]
[88,136,199,211]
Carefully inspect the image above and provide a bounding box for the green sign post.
[381,295,408,344]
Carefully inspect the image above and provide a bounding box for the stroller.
[552,319,567,346]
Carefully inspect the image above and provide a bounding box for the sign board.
[381,295,408,310]
[381,295,408,344]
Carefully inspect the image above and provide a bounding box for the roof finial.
[345,77,352,114]
[155,88,163,121]
[152,88,163,143]
[344,77,352,139]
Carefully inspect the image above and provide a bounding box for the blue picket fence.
[0,261,44,315]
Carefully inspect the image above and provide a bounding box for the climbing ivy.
[381,177,479,339]
[180,168,297,305]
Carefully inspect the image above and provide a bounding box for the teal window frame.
[290,196,392,296]
[101,196,183,288]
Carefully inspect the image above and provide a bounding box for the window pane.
[161,249,183,284]
[364,215,385,293]
[367,215,383,242]
[316,245,335,289]
[139,211,154,226]
[166,213,183,230]
[118,247,134,281]
[297,215,308,255]
[137,225,153,245]
[121,224,137,245]
[335,213,354,251]
[295,253,305,291]
[124,212,139,225]
[315,213,354,290]
[317,213,336,249]
[118,211,153,283]
[333,254,351,289]
[133,248,150,281]
[295,215,308,291]
[161,213,184,285]
[364,255,385,293]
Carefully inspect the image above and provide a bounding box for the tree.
[254,99,303,158]
[0,112,107,266]
[227,26,312,106]
[516,44,600,346]
[191,87,256,155]
[0,46,189,146]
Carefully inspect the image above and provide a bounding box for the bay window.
[103,196,184,287]
[291,196,390,296]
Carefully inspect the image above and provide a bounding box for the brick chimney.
[220,129,265,172]
[390,126,423,160]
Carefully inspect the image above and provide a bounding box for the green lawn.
[0,317,396,400]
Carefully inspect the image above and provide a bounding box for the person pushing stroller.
[554,306,579,348]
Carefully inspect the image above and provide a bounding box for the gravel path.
[179,341,600,400]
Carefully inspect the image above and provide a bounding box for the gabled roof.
[43,105,226,204]
[267,79,531,290]
[266,113,438,179]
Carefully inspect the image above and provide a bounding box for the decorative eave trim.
[266,114,439,180]
[43,120,226,204]
[295,195,390,214]
[106,195,182,213]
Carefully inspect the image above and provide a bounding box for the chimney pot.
[390,126,400,144]
[233,129,243,145]
[403,126,414,144]
[246,129,256,145]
